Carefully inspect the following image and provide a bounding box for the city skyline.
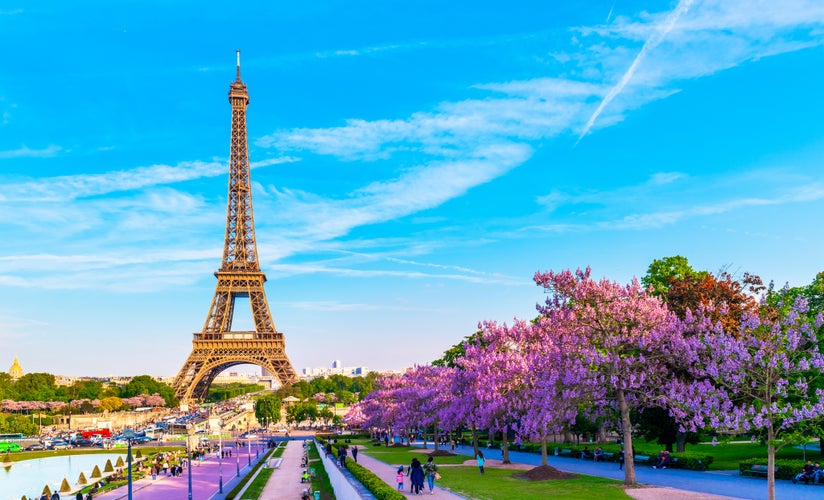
[2,1,824,376]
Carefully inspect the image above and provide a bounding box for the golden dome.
[8,357,23,380]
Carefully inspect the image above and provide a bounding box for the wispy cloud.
[0,145,62,159]
[0,156,297,202]
[578,0,695,141]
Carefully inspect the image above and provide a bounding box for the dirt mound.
[426,450,457,457]
[512,465,578,481]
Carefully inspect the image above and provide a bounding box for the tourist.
[652,450,672,469]
[396,466,406,491]
[339,446,348,467]
[409,457,425,494]
[793,460,816,484]
[476,450,485,474]
[580,446,592,460]
[351,445,358,463]
[423,456,439,494]
[51,492,60,500]
[76,493,83,500]
[618,446,625,470]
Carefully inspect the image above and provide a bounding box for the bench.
[555,448,575,457]
[633,455,651,464]
[594,452,614,462]
[268,458,283,469]
[741,464,778,478]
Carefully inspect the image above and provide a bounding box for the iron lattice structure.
[173,54,298,404]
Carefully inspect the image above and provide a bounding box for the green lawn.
[692,441,819,470]
[240,467,274,499]
[350,439,468,465]
[357,438,629,500]
[437,467,630,500]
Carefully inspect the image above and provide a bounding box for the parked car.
[72,439,94,447]
[24,443,45,451]
[50,440,71,450]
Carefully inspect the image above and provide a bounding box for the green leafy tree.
[0,373,16,400]
[641,255,706,296]
[0,414,37,435]
[14,373,58,402]
[254,396,282,428]
[119,375,177,406]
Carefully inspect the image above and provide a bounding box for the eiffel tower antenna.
[172,52,298,405]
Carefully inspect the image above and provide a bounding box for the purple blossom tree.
[534,268,690,485]
[677,292,824,500]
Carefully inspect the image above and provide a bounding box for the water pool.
[1,452,126,500]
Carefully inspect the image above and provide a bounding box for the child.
[396,465,405,490]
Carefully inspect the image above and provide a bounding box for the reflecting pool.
[0,452,126,500]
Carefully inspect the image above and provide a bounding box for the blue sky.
[2,1,824,377]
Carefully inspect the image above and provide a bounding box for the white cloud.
[0,145,62,159]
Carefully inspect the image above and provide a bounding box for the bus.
[80,429,111,439]
[0,433,24,441]
[0,442,23,452]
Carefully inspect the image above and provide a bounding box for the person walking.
[396,465,406,491]
[423,456,439,494]
[618,446,625,471]
[351,445,358,463]
[476,450,485,474]
[409,457,425,494]
[339,445,348,467]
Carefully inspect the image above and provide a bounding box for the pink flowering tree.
[360,373,406,441]
[145,393,166,407]
[344,402,367,429]
[456,320,531,464]
[394,365,455,452]
[534,268,691,486]
[676,292,824,500]
[519,316,586,467]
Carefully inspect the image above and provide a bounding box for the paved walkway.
[258,440,308,499]
[93,443,265,500]
[356,450,467,499]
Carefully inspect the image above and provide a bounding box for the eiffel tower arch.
[173,52,298,405]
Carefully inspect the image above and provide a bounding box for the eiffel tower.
[173,52,298,404]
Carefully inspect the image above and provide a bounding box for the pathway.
[355,450,467,499]
[257,440,308,499]
[93,442,264,500]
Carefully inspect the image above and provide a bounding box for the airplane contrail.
[577,0,695,144]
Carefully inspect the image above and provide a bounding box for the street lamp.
[186,423,193,500]
[247,422,252,466]
[235,426,240,477]
[218,418,224,494]
[123,429,135,500]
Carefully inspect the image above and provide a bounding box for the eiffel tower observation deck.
[173,52,298,404]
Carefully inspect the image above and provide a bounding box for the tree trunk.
[617,389,637,486]
[767,426,775,500]
[502,428,511,464]
[541,435,548,466]
[676,432,687,453]
[433,424,440,453]
[598,422,607,444]
[422,429,427,449]
[471,425,479,458]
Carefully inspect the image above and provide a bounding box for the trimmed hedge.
[326,440,404,500]
[738,458,799,481]
[549,443,714,471]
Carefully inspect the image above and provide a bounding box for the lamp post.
[235,427,240,477]
[247,422,251,466]
[186,423,193,500]
[123,429,135,500]
[218,418,224,494]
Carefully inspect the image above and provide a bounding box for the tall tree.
[535,268,690,486]
[678,292,824,500]
[254,396,282,428]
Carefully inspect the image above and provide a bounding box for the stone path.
[355,451,467,499]
[257,440,309,499]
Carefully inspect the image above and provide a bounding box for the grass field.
[437,466,630,500]
[354,438,629,500]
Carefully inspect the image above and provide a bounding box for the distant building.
[8,357,23,380]
[300,361,369,379]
